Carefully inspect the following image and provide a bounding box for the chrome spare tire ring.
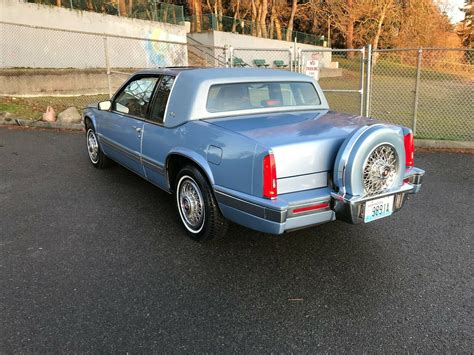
[87,129,99,164]
[333,125,405,197]
[177,175,205,234]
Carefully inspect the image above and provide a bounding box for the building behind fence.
[0,21,472,141]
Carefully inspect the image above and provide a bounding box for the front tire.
[86,127,111,169]
[175,165,228,242]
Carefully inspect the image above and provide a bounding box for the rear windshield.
[206,81,321,113]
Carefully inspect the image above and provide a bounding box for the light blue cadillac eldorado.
[83,67,425,241]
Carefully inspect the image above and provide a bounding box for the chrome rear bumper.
[331,167,425,224]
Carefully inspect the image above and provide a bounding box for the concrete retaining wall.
[0,0,187,69]
[0,69,129,96]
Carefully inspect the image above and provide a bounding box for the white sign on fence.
[304,52,321,81]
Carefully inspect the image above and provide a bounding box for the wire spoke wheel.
[363,144,399,196]
[87,129,99,164]
[177,176,205,233]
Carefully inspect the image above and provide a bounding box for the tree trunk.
[251,0,257,36]
[372,0,392,65]
[286,0,297,41]
[270,1,282,40]
[194,0,202,32]
[118,0,127,16]
[327,16,331,47]
[373,1,390,50]
[269,0,275,39]
[128,0,133,16]
[275,17,282,40]
[218,0,224,31]
[260,0,268,38]
[56,0,61,7]
[256,1,263,37]
[232,0,240,33]
[346,0,355,58]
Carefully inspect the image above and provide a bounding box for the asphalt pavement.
[1,127,473,352]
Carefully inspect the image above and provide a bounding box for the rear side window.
[113,77,158,118]
[150,75,175,124]
[206,82,321,113]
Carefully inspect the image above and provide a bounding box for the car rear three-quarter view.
[83,67,425,242]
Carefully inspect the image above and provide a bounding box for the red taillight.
[404,131,414,167]
[263,153,277,199]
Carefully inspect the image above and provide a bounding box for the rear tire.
[86,127,111,169]
[175,165,228,242]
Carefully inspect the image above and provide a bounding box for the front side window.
[206,82,321,113]
[114,77,158,118]
[150,75,175,124]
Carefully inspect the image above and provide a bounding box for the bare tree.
[188,0,202,32]
[117,0,127,16]
[231,0,241,32]
[286,0,298,41]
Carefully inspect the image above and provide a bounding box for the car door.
[98,75,159,176]
[141,75,176,189]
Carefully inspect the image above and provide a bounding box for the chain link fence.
[369,49,419,129]
[187,38,227,68]
[299,48,365,116]
[0,20,472,141]
[369,48,473,141]
[0,21,189,112]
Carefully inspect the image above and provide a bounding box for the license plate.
[364,196,394,223]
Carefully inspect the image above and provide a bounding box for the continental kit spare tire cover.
[333,124,406,197]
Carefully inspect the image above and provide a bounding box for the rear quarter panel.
[175,121,264,196]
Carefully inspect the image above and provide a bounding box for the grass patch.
[319,61,473,141]
[0,95,109,120]
[0,100,40,120]
[335,56,473,81]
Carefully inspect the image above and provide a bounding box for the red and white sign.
[305,59,320,81]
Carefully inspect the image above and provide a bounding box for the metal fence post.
[412,47,423,136]
[229,46,234,68]
[365,44,372,117]
[103,36,112,99]
[288,48,293,72]
[359,48,365,116]
[224,45,229,67]
[297,48,302,73]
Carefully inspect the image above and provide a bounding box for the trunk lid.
[205,110,377,179]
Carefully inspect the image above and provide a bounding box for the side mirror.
[98,100,112,111]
